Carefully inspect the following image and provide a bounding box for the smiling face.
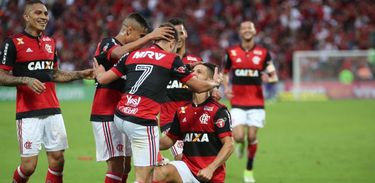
[239,21,256,41]
[23,3,49,34]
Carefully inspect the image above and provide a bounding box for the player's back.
[113,44,192,126]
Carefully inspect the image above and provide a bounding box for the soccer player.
[159,18,203,161]
[223,20,278,183]
[153,63,233,183]
[90,13,174,183]
[0,1,93,183]
[93,23,222,183]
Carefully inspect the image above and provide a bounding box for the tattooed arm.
[0,69,46,94]
[52,69,93,83]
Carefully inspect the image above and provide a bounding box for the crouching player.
[154,63,233,183]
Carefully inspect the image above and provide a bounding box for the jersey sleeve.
[214,107,232,138]
[171,56,193,83]
[95,38,120,64]
[223,50,232,74]
[262,51,272,71]
[166,113,184,140]
[110,53,129,77]
[0,38,16,71]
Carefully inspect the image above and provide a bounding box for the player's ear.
[23,13,29,21]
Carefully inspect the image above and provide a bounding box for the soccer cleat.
[243,169,255,183]
[235,143,245,159]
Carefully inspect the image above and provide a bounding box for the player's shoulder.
[100,37,118,46]
[226,44,241,51]
[254,45,269,53]
[208,98,227,110]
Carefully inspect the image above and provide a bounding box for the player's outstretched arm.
[222,73,233,99]
[186,67,222,93]
[52,69,94,83]
[0,69,46,94]
[111,27,175,59]
[93,58,119,84]
[197,136,234,182]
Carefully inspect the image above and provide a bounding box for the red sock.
[13,166,29,183]
[45,167,63,183]
[121,173,128,183]
[248,142,258,159]
[105,172,122,183]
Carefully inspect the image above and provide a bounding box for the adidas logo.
[26,48,33,53]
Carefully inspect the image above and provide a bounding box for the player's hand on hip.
[148,26,175,41]
[197,167,214,182]
[26,77,46,94]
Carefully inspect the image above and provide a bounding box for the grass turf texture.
[0,100,374,183]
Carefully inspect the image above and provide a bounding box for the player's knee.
[47,152,65,169]
[233,134,245,143]
[248,135,257,144]
[152,166,167,182]
[21,161,38,175]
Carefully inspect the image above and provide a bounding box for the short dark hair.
[168,17,185,26]
[159,22,179,41]
[202,63,217,79]
[126,13,151,32]
[26,0,46,6]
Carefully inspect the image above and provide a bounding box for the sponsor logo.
[103,43,109,52]
[26,48,33,53]
[253,50,263,55]
[126,95,141,107]
[204,106,213,111]
[186,56,199,62]
[230,50,237,56]
[235,58,242,63]
[28,60,54,70]
[252,56,261,65]
[42,37,51,41]
[234,69,259,77]
[45,44,53,53]
[132,51,166,60]
[120,106,138,115]
[199,113,210,124]
[184,133,209,142]
[24,141,32,149]
[182,117,187,123]
[179,106,186,114]
[166,80,188,89]
[16,38,24,45]
[215,118,226,128]
[117,144,124,152]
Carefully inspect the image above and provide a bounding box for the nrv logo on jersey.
[184,133,209,142]
[234,69,259,77]
[133,51,166,60]
[28,61,54,70]
[126,95,141,107]
[167,80,188,89]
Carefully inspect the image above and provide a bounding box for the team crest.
[117,144,124,152]
[252,56,261,65]
[45,44,53,53]
[215,118,226,128]
[199,113,210,124]
[24,141,32,149]
[16,38,24,45]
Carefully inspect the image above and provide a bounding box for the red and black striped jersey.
[0,31,60,119]
[167,97,232,183]
[160,54,203,129]
[111,44,193,126]
[90,37,124,121]
[224,45,272,109]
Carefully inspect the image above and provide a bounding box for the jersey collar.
[22,30,42,39]
[192,97,213,107]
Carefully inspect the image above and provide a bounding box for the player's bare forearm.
[223,73,230,91]
[0,69,30,86]
[206,136,233,171]
[52,69,93,83]
[267,71,278,83]
[111,38,149,59]
[159,136,176,150]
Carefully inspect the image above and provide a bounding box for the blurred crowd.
[1,0,374,80]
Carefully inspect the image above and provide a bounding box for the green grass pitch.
[0,100,374,183]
